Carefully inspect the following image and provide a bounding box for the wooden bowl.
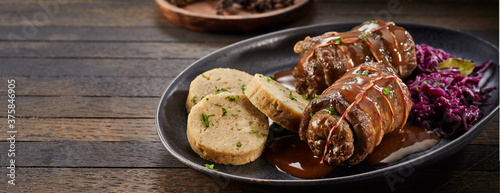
[155,0,312,33]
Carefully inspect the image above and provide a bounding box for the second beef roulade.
[293,19,417,97]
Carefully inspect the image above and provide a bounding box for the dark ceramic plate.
[156,22,499,186]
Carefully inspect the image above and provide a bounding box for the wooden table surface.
[0,0,498,192]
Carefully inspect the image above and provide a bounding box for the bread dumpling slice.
[187,93,269,165]
[186,68,253,113]
[245,74,309,132]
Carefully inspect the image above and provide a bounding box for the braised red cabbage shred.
[406,44,494,138]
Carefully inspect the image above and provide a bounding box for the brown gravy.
[273,69,295,90]
[264,135,335,179]
[366,124,440,166]
[266,70,441,178]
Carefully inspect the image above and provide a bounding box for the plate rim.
[156,21,499,186]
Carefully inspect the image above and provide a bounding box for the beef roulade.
[292,19,417,97]
[298,62,412,166]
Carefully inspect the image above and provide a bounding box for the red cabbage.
[406,44,494,138]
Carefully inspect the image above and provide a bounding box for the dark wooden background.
[0,0,498,192]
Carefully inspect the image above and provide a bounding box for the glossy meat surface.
[292,19,417,97]
[299,62,412,166]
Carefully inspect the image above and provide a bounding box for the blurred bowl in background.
[155,0,312,33]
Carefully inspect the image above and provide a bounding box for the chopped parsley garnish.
[358,32,368,41]
[416,86,420,92]
[309,112,314,117]
[331,37,341,44]
[241,84,246,93]
[343,85,351,89]
[315,94,319,98]
[298,106,303,110]
[368,19,377,23]
[249,121,260,125]
[362,69,370,76]
[302,94,311,101]
[326,106,337,115]
[236,141,242,147]
[201,74,209,79]
[204,163,218,171]
[437,82,444,86]
[249,130,266,138]
[382,87,391,98]
[353,42,362,47]
[213,87,228,95]
[226,95,239,102]
[267,76,272,82]
[201,112,215,128]
[289,91,297,101]
[222,108,227,116]
[191,96,197,104]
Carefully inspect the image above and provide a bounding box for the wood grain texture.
[0,76,173,97]
[471,118,499,145]
[384,170,500,193]
[0,96,159,118]
[2,168,243,193]
[0,58,195,77]
[0,26,249,42]
[0,1,168,27]
[0,141,183,168]
[0,167,497,192]
[0,42,223,59]
[0,118,159,142]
